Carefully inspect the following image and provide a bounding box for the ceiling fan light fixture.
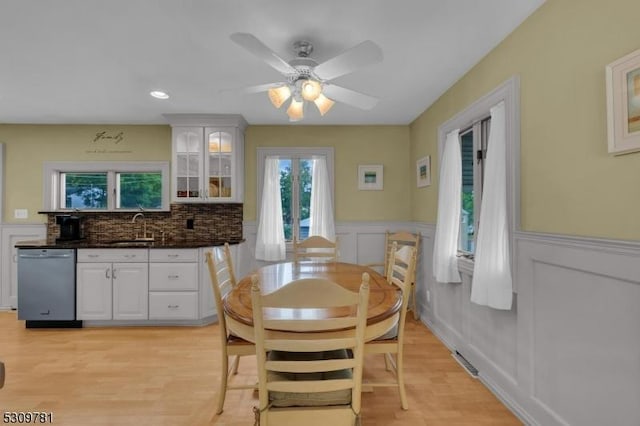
[300,79,322,101]
[287,98,304,122]
[314,93,335,116]
[268,86,291,108]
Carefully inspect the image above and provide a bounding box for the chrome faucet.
[131,212,153,240]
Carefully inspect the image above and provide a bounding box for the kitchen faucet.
[131,212,153,240]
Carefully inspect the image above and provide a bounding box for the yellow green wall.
[0,124,410,224]
[244,126,410,222]
[0,124,171,223]
[410,0,640,240]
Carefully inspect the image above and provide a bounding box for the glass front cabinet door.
[168,115,246,203]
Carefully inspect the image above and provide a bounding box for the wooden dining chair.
[250,273,370,426]
[367,231,420,319]
[205,243,256,415]
[364,241,417,410]
[293,235,338,262]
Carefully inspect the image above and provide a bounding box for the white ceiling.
[0,0,545,126]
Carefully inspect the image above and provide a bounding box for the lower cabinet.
[76,249,149,320]
[149,248,199,320]
[75,244,242,324]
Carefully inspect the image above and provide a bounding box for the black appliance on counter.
[56,215,83,242]
[17,248,82,328]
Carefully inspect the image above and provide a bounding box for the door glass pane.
[298,159,312,240]
[61,172,108,209]
[220,132,232,153]
[279,159,292,241]
[117,172,162,209]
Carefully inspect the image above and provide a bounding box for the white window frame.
[43,161,171,211]
[437,76,520,273]
[256,147,335,247]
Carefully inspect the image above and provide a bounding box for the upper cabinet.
[164,114,247,203]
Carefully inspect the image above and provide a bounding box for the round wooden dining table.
[223,261,403,342]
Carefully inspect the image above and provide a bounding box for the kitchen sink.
[104,239,155,247]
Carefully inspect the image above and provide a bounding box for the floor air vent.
[453,350,478,378]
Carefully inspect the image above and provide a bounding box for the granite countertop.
[15,239,244,249]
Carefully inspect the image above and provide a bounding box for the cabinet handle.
[105,268,111,279]
[168,254,179,258]
[40,310,50,316]
[168,274,180,279]
[88,254,99,258]
[112,269,117,279]
[167,304,179,309]
[124,254,136,258]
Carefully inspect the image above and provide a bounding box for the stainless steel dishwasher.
[17,248,82,328]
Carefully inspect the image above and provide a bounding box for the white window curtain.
[255,156,286,261]
[470,101,513,310]
[309,156,335,241]
[433,129,462,283]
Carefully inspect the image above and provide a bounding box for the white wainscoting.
[416,223,640,426]
[0,223,47,309]
[240,221,416,277]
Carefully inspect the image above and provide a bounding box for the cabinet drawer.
[149,248,198,262]
[78,249,149,263]
[149,292,198,319]
[149,263,198,291]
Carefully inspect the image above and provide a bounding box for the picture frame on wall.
[606,47,640,155]
[358,164,383,190]
[416,156,431,187]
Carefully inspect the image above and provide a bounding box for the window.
[459,118,491,254]
[44,162,170,211]
[437,76,520,265]
[257,148,334,243]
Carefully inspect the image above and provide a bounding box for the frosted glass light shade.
[314,94,335,116]
[287,98,304,121]
[301,79,322,101]
[268,86,291,108]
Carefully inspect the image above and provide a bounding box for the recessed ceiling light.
[150,90,169,99]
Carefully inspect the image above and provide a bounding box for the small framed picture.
[606,47,640,155]
[358,165,383,190]
[416,156,431,187]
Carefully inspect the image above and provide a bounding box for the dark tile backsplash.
[45,203,243,245]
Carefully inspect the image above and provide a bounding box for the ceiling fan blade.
[218,82,283,94]
[230,33,296,75]
[323,84,379,110]
[241,82,283,94]
[314,40,383,81]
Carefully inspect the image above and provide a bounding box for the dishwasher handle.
[18,253,73,259]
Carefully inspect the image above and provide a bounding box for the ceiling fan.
[229,33,383,121]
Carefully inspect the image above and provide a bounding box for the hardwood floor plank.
[0,311,520,425]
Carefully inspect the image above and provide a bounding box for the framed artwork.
[606,47,640,155]
[416,156,431,187]
[358,164,383,190]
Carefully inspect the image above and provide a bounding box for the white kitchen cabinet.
[165,114,247,203]
[112,263,149,320]
[149,248,199,320]
[76,249,149,320]
[76,263,112,320]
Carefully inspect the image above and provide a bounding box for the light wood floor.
[0,311,521,425]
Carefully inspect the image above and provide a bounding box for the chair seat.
[267,350,353,407]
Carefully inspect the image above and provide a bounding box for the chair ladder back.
[293,235,338,262]
[251,273,370,422]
